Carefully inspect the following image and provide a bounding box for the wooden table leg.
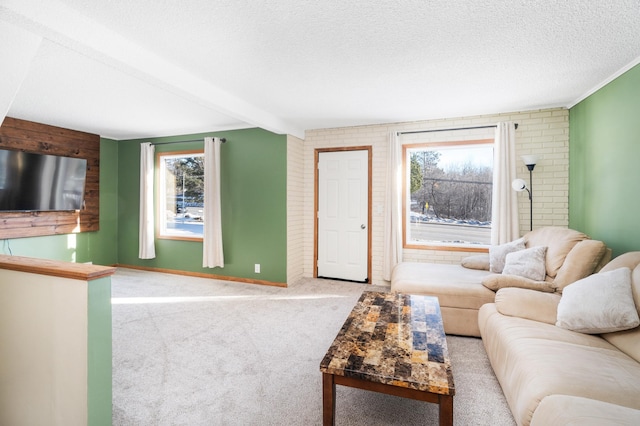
[439,394,453,426]
[322,373,336,426]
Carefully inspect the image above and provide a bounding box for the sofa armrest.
[482,274,556,293]
[494,287,561,325]
[461,253,490,270]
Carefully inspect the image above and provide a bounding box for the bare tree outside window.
[405,140,493,246]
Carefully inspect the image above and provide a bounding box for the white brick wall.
[286,135,305,285]
[296,108,569,285]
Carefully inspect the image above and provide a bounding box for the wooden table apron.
[319,292,454,426]
[322,372,453,426]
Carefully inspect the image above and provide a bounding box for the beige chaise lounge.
[391,227,610,336]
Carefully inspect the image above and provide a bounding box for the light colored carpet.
[112,268,515,425]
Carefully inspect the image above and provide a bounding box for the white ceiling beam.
[0,19,41,126]
[0,0,305,139]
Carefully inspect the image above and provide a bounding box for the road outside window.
[404,139,493,248]
[157,150,205,240]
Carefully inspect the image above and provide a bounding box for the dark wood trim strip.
[116,264,288,288]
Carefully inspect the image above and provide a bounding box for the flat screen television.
[0,148,87,212]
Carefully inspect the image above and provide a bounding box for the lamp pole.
[512,155,539,232]
[526,164,535,231]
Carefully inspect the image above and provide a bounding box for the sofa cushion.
[525,227,590,278]
[602,327,640,366]
[502,246,547,281]
[489,238,525,273]
[531,395,640,426]
[556,267,639,334]
[461,253,490,271]
[391,262,494,309]
[602,262,640,363]
[554,239,609,291]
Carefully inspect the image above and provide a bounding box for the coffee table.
[320,291,454,426]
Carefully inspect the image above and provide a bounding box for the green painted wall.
[1,139,119,266]
[117,128,288,283]
[569,63,640,257]
[87,275,112,426]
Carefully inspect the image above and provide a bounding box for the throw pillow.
[556,267,640,334]
[502,246,548,281]
[461,254,490,271]
[489,238,525,273]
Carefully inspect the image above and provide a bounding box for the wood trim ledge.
[0,255,116,281]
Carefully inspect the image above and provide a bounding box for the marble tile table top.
[320,291,454,425]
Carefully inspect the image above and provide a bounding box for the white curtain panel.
[203,137,224,268]
[382,131,403,281]
[138,142,156,259]
[490,122,520,244]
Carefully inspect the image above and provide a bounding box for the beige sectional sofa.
[390,227,640,424]
[479,252,640,425]
[391,227,610,336]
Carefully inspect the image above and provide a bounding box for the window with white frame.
[404,139,494,247]
[157,150,205,240]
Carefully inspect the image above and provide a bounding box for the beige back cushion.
[601,254,640,363]
[595,248,613,272]
[601,251,640,273]
[525,227,590,278]
[554,240,608,291]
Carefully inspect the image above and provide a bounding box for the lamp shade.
[521,154,539,166]
[511,178,527,191]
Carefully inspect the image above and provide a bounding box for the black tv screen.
[0,148,87,212]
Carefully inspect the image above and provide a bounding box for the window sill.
[157,235,204,242]
[404,243,489,253]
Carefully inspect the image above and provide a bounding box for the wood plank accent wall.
[0,117,100,238]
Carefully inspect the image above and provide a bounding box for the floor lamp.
[511,155,538,231]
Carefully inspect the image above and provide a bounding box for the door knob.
[361,224,366,229]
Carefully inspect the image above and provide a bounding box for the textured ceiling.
[1,0,640,139]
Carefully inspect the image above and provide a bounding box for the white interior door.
[317,150,369,282]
